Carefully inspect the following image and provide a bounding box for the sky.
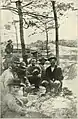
[0,0,78,44]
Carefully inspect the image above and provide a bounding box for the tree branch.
[22,2,33,8]
[1,6,18,13]
[23,11,53,19]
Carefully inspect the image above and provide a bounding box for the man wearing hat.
[5,39,13,54]
[17,61,30,86]
[31,51,38,62]
[27,58,41,89]
[39,57,47,82]
[45,56,63,93]
[0,56,21,94]
[1,79,28,118]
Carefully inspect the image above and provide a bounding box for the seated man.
[0,56,21,94]
[45,56,63,93]
[17,61,30,86]
[39,57,47,81]
[27,58,41,89]
[1,79,28,118]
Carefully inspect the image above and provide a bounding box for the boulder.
[40,96,77,118]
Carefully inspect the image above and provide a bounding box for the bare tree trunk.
[16,0,26,59]
[14,21,18,50]
[0,34,2,75]
[0,10,2,74]
[45,23,49,58]
[51,1,59,65]
[12,14,18,51]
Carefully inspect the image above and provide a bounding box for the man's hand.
[20,108,27,116]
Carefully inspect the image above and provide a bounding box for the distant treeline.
[50,39,77,47]
[29,39,77,48]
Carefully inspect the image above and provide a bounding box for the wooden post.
[51,1,59,65]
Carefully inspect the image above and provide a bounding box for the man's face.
[41,59,45,65]
[31,59,36,66]
[11,85,20,94]
[12,62,20,70]
[50,59,56,67]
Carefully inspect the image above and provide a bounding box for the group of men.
[1,54,63,94]
[3,39,63,94]
[0,39,64,117]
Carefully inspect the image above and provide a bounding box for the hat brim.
[20,83,26,87]
[8,83,25,87]
[39,58,47,62]
[14,61,20,64]
[8,40,12,43]
[48,57,57,61]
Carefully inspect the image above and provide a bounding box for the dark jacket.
[5,43,13,54]
[46,65,63,82]
[27,64,41,76]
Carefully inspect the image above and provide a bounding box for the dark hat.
[8,79,26,87]
[7,39,12,43]
[20,62,26,70]
[31,51,37,55]
[39,57,47,62]
[11,56,20,64]
[48,56,57,61]
[32,68,39,75]
[20,62,26,67]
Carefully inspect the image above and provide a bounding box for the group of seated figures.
[0,54,63,118]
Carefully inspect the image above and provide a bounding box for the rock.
[68,63,77,80]
[40,96,77,118]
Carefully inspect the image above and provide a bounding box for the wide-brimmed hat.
[8,79,26,87]
[48,56,57,61]
[11,56,20,64]
[39,57,47,62]
[31,51,37,55]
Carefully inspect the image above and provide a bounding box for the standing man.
[46,56,63,93]
[5,40,13,55]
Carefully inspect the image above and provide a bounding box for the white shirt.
[51,67,55,72]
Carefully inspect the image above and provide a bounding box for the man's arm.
[56,67,64,81]
[46,67,52,88]
[6,94,26,115]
